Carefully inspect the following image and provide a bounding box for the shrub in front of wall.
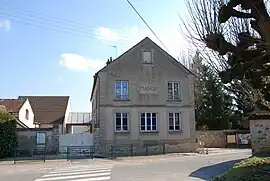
[0,112,17,159]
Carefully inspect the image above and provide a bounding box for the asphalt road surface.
[0,149,251,181]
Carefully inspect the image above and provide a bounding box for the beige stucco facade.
[91,37,197,154]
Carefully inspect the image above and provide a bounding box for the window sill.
[140,131,159,134]
[114,131,130,134]
[114,99,130,102]
[167,99,182,102]
[168,130,183,133]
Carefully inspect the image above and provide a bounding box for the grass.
[213,154,270,181]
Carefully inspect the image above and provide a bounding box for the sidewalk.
[0,148,251,165]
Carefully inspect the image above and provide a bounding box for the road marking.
[35,164,112,181]
[35,172,110,181]
[49,167,112,174]
[43,169,111,177]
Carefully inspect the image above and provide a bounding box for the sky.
[0,0,190,112]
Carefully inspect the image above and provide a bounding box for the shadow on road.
[189,159,243,180]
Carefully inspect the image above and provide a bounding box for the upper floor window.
[168,112,182,131]
[25,109,29,120]
[168,82,180,100]
[142,50,152,64]
[115,81,129,100]
[140,112,157,132]
[115,112,129,132]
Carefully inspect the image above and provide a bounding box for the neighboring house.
[0,98,34,128]
[18,96,71,134]
[66,112,92,134]
[90,37,196,154]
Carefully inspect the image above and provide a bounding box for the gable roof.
[0,99,25,113]
[90,37,194,101]
[18,96,70,124]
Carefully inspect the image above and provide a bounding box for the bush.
[0,112,17,158]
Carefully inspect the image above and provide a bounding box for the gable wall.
[98,39,194,107]
[19,99,35,128]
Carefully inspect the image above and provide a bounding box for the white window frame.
[115,112,129,132]
[168,81,181,100]
[142,50,153,64]
[140,112,158,132]
[168,112,182,131]
[115,81,129,100]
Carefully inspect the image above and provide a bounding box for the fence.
[66,146,94,160]
[110,144,167,159]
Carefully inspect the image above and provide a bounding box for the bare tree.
[181,0,270,110]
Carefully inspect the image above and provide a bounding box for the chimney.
[110,57,113,62]
[106,58,110,65]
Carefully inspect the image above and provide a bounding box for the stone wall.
[99,138,197,157]
[250,119,270,154]
[196,130,227,148]
[93,128,101,154]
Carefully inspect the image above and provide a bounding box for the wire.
[0,11,129,44]
[0,9,130,43]
[126,0,171,53]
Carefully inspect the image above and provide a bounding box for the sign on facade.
[139,84,158,94]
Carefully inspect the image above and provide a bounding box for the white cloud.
[59,53,105,72]
[0,19,11,32]
[94,24,190,59]
[95,27,119,42]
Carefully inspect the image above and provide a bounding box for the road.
[0,149,251,181]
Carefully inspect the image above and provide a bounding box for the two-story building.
[90,37,197,154]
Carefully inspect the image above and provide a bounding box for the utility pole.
[109,45,117,58]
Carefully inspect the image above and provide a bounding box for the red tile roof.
[18,96,69,124]
[0,99,25,113]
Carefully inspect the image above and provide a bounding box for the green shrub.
[0,112,17,158]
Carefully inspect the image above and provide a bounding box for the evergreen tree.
[199,66,233,130]
[190,53,234,130]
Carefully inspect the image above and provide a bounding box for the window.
[115,112,129,132]
[36,132,46,145]
[168,82,180,100]
[140,112,157,132]
[142,50,152,64]
[25,109,29,120]
[115,81,129,100]
[168,112,182,131]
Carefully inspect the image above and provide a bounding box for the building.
[90,37,197,154]
[66,112,92,134]
[18,96,71,134]
[0,98,34,128]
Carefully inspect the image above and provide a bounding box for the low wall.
[196,130,227,148]
[16,128,57,156]
[99,138,197,157]
[250,119,270,155]
[59,132,93,153]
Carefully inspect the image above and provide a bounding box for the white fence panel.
[59,132,93,153]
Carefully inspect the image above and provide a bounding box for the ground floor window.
[140,112,157,132]
[115,112,128,132]
[168,112,181,131]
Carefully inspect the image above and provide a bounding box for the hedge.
[0,112,17,158]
